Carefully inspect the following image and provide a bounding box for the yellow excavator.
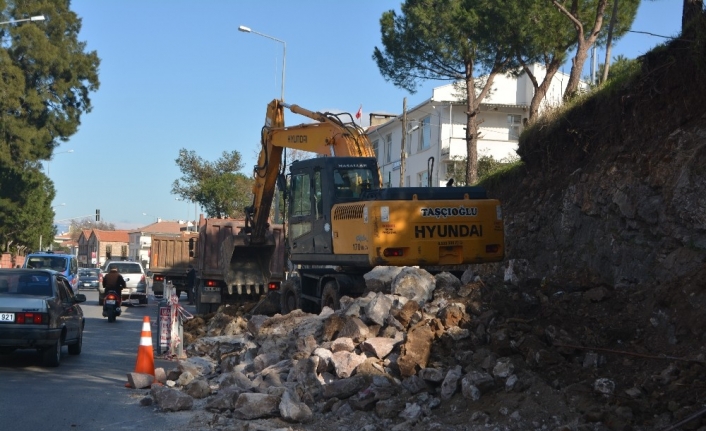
[216,99,504,313]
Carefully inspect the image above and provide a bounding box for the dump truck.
[207,99,504,315]
[148,232,199,299]
[192,216,286,314]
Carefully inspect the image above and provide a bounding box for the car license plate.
[106,300,116,305]
[83,283,91,287]
[0,312,15,322]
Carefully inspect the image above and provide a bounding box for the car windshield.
[26,256,68,272]
[79,269,99,277]
[0,272,52,296]
[108,263,141,273]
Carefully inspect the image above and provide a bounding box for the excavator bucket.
[219,229,284,296]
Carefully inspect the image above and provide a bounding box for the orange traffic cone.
[133,316,155,376]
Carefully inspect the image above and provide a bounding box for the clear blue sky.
[49,0,682,230]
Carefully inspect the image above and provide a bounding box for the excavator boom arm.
[247,100,380,244]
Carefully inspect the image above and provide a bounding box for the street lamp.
[46,149,74,175]
[0,15,45,25]
[238,25,286,102]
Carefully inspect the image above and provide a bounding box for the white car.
[99,261,148,305]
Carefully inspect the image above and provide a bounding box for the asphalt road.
[0,288,198,431]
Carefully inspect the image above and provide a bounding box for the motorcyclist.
[102,267,126,305]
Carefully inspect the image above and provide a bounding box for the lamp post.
[238,25,286,102]
[0,15,45,25]
[46,149,74,175]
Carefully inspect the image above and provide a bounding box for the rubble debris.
[145,266,706,430]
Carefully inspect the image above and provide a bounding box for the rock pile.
[139,263,706,431]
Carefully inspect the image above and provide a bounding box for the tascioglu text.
[420,206,478,218]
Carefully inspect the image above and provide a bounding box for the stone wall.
[487,34,706,290]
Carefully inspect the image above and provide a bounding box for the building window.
[418,171,429,187]
[372,139,379,160]
[385,133,392,163]
[508,114,522,140]
[121,245,128,257]
[405,175,410,188]
[106,245,112,260]
[420,116,431,150]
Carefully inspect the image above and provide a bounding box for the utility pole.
[400,98,407,187]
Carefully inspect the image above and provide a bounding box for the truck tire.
[280,280,301,315]
[321,281,340,311]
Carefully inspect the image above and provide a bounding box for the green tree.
[0,0,100,253]
[172,149,253,219]
[373,0,518,185]
[0,163,55,253]
[506,0,573,120]
[508,0,637,117]
[682,0,704,31]
[550,0,638,99]
[445,154,519,186]
[596,54,639,83]
[0,1,100,165]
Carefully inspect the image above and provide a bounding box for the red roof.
[92,230,130,242]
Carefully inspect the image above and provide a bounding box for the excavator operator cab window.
[314,171,323,219]
[289,172,313,240]
[334,168,376,199]
[291,173,312,216]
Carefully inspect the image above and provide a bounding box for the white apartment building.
[367,64,578,187]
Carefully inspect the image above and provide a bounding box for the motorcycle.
[102,290,122,322]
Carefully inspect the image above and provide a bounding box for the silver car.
[0,269,86,367]
[99,261,148,305]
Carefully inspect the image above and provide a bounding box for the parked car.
[22,252,79,294]
[99,261,148,305]
[78,268,101,290]
[0,269,86,367]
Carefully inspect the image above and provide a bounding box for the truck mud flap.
[220,234,275,294]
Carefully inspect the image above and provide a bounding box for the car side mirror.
[74,294,87,303]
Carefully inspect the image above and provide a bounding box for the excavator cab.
[287,156,380,262]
